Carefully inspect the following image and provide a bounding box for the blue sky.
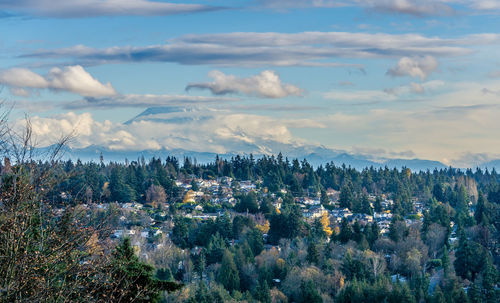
[1,0,500,166]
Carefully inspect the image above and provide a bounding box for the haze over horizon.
[1,1,500,167]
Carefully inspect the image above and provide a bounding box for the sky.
[1,0,500,167]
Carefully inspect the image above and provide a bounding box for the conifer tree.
[339,217,353,243]
[217,249,240,292]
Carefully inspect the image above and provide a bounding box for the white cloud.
[324,80,445,101]
[257,0,348,9]
[24,31,496,67]
[470,0,500,10]
[259,0,457,16]
[0,68,48,88]
[258,0,500,16]
[0,0,219,18]
[0,65,116,97]
[410,82,425,94]
[186,70,303,98]
[386,80,445,95]
[451,152,500,168]
[355,0,455,16]
[47,66,116,97]
[387,56,439,80]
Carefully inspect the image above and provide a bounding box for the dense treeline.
[50,154,499,213]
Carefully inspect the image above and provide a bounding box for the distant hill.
[57,145,449,171]
[384,159,447,171]
[478,159,500,171]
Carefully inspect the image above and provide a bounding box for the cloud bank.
[22,31,499,68]
[0,0,220,18]
[258,0,500,16]
[26,110,322,154]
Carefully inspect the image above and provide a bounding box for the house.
[351,213,373,224]
[301,197,321,206]
[304,205,328,219]
[218,176,233,186]
[377,220,391,234]
[240,180,256,192]
[194,204,203,211]
[331,208,353,220]
[122,203,133,209]
[381,199,394,210]
[188,214,219,220]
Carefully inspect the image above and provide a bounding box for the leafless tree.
[0,112,121,302]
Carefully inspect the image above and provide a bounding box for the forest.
[1,148,499,302]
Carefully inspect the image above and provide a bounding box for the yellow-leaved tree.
[321,212,333,238]
[256,220,270,234]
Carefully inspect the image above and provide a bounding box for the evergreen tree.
[431,286,446,303]
[456,185,470,212]
[468,282,482,303]
[320,189,329,205]
[454,236,487,280]
[217,249,240,292]
[433,184,444,202]
[109,166,136,202]
[254,280,272,303]
[389,282,416,303]
[361,194,373,215]
[481,259,499,303]
[215,213,233,239]
[475,192,488,224]
[189,281,212,303]
[341,251,372,281]
[367,221,380,246]
[106,238,181,302]
[374,196,383,212]
[172,216,190,248]
[190,179,199,191]
[207,233,227,265]
[339,184,354,210]
[307,241,320,264]
[260,197,273,215]
[235,192,259,214]
[156,267,173,281]
[352,220,362,243]
[298,280,322,303]
[339,217,353,244]
[442,246,450,277]
[242,227,264,256]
